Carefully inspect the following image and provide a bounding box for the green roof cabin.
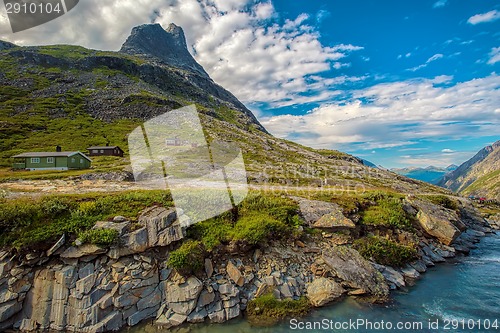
[12,148,92,171]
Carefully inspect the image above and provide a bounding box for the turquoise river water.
[126,232,500,333]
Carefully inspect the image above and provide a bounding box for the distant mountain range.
[391,165,458,184]
[438,140,500,200]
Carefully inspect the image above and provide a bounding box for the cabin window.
[71,158,75,163]
[100,150,104,153]
[80,159,84,164]
[93,150,98,154]
[31,158,40,164]
[47,157,54,163]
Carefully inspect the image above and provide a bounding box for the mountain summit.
[120,23,210,78]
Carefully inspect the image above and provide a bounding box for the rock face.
[120,23,210,78]
[322,247,389,299]
[0,198,490,332]
[306,277,344,307]
[409,198,461,245]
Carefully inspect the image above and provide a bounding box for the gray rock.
[113,293,139,308]
[205,259,214,278]
[372,264,406,288]
[410,261,427,273]
[226,261,244,286]
[0,289,18,303]
[225,305,240,320]
[113,216,127,222]
[156,222,184,247]
[422,245,445,263]
[219,283,239,299]
[187,308,207,323]
[121,227,149,253]
[102,311,123,331]
[400,266,420,279]
[409,198,461,245]
[136,287,161,310]
[156,313,187,327]
[279,283,294,298]
[0,300,22,322]
[79,262,95,279]
[18,319,37,331]
[93,220,130,236]
[165,276,203,303]
[306,277,344,307]
[322,247,389,299]
[313,211,356,230]
[61,244,106,259]
[76,274,97,296]
[127,304,160,326]
[208,309,226,323]
[0,261,13,277]
[46,234,66,256]
[198,289,216,308]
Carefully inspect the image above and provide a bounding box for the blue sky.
[1,0,499,168]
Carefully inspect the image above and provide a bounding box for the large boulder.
[409,198,461,245]
[294,197,355,229]
[306,277,344,307]
[322,247,389,299]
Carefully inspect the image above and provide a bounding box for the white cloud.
[154,1,365,106]
[260,74,500,152]
[487,47,500,65]
[0,0,364,107]
[467,10,500,25]
[407,53,444,72]
[433,0,448,8]
[441,149,455,153]
[399,151,474,168]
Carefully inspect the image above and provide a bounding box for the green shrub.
[167,240,205,274]
[247,293,310,320]
[187,214,233,250]
[361,197,413,230]
[78,229,119,246]
[232,214,289,245]
[354,236,417,267]
[424,195,459,211]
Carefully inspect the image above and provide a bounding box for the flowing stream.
[127,233,500,333]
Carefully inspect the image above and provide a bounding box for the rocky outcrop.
[0,40,16,51]
[322,247,389,299]
[120,23,210,79]
[295,197,356,230]
[0,200,494,332]
[408,198,461,245]
[306,277,344,307]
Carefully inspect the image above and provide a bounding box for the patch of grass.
[187,191,301,250]
[167,240,205,274]
[0,190,173,249]
[78,229,118,246]
[361,196,413,230]
[354,236,417,267]
[422,195,459,211]
[247,293,310,322]
[232,214,289,245]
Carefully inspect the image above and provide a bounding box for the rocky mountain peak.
[0,40,16,51]
[120,23,209,78]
